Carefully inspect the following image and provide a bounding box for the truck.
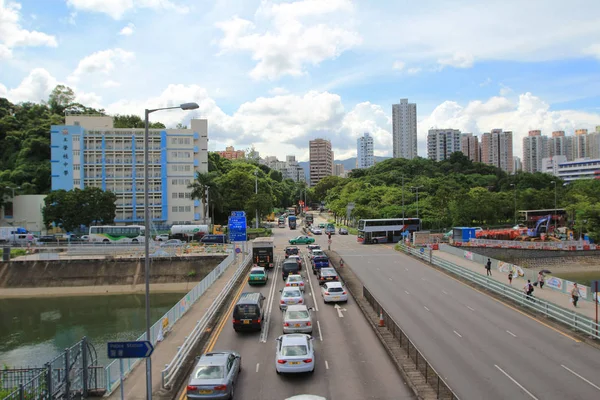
[287,206,297,216]
[288,215,297,230]
[305,213,314,225]
[252,237,275,269]
[170,225,210,241]
[0,226,31,244]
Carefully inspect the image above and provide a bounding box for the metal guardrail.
[398,244,600,340]
[103,252,240,395]
[363,286,459,400]
[161,252,251,389]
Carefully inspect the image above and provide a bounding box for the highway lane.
[316,216,600,400]
[179,221,414,400]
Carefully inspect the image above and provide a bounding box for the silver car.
[275,334,315,374]
[186,351,241,399]
[283,305,313,334]
[279,287,304,310]
[285,274,306,292]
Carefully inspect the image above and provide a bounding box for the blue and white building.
[51,115,209,225]
[542,156,600,183]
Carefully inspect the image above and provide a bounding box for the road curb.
[325,250,439,400]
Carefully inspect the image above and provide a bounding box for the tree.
[48,85,75,114]
[189,172,219,223]
[42,188,116,231]
[113,114,166,129]
[175,123,188,129]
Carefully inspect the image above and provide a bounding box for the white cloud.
[66,0,189,20]
[499,84,513,96]
[103,80,120,88]
[1,67,58,103]
[392,61,405,70]
[406,67,421,75]
[479,77,492,87]
[584,43,600,60]
[215,0,361,80]
[0,0,57,58]
[69,48,135,82]
[269,87,289,95]
[119,22,135,36]
[438,52,474,69]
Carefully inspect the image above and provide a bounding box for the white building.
[392,99,417,159]
[427,129,462,161]
[513,156,523,172]
[0,195,46,234]
[357,132,374,169]
[542,156,600,182]
[541,155,567,176]
[51,115,209,225]
[260,155,305,182]
[522,130,548,173]
[548,131,574,161]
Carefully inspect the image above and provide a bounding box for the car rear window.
[288,276,302,282]
[314,256,328,262]
[194,365,224,379]
[328,287,343,292]
[286,248,298,254]
[288,311,309,319]
[281,345,308,356]
[234,304,259,318]
[321,268,335,274]
[250,270,264,275]
[283,263,299,271]
[283,290,301,298]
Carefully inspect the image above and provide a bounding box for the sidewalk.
[107,254,244,400]
[434,250,598,320]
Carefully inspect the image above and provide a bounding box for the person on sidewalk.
[571,283,581,307]
[524,280,534,300]
[508,271,513,285]
[485,258,492,276]
[537,272,545,289]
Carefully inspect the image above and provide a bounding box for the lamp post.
[510,183,517,225]
[5,186,21,198]
[143,102,198,400]
[206,185,210,225]
[551,181,557,231]
[254,169,259,229]
[410,186,423,219]
[401,176,405,221]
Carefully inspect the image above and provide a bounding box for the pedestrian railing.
[103,252,240,395]
[363,286,460,400]
[161,252,251,389]
[397,244,600,340]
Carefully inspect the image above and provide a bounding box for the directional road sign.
[107,341,154,359]
[231,211,246,217]
[229,211,247,242]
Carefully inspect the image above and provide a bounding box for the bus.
[89,225,146,243]
[357,218,421,244]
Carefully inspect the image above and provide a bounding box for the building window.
[74,165,81,171]
[185,192,191,198]
[171,138,177,144]
[172,179,177,185]
[172,206,177,212]
[179,206,185,212]
[184,138,190,144]
[178,193,184,198]
[185,206,191,212]
[184,165,191,171]
[172,193,177,199]
[74,179,80,186]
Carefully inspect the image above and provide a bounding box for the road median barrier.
[326,250,458,400]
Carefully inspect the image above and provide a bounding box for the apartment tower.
[427,129,462,161]
[392,99,418,159]
[309,138,334,187]
[480,129,513,173]
[461,133,480,162]
[357,132,375,169]
[522,130,548,173]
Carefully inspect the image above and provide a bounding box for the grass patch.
[10,249,26,257]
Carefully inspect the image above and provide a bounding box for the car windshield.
[281,344,308,356]
[288,310,309,319]
[283,290,301,297]
[194,365,224,379]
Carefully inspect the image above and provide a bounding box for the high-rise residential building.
[461,133,480,162]
[217,146,245,160]
[585,130,600,160]
[309,138,333,187]
[573,129,588,159]
[480,129,513,173]
[260,155,305,182]
[427,129,462,161]
[51,115,208,225]
[357,132,375,169]
[513,156,523,172]
[522,130,549,173]
[334,163,345,177]
[548,131,574,161]
[392,99,417,159]
[596,126,600,133]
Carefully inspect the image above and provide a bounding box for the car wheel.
[132,239,138,243]
[372,239,378,244]
[310,367,315,373]
[276,369,281,375]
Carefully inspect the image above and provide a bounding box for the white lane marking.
[421,277,426,281]
[317,320,323,341]
[424,306,430,311]
[506,330,517,338]
[561,365,600,390]
[377,267,380,271]
[442,290,448,295]
[389,277,393,281]
[467,306,475,311]
[495,364,539,399]
[305,253,319,312]
[325,360,329,370]
[453,330,462,338]
[405,268,408,272]
[334,304,346,318]
[404,290,410,295]
[259,261,280,343]
[256,363,260,373]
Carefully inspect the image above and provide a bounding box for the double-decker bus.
[89,225,146,243]
[357,218,421,244]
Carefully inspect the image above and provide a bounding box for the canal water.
[553,271,600,287]
[0,292,185,368]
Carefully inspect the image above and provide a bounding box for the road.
[319,216,600,400]
[178,219,414,400]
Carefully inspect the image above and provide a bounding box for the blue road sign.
[107,341,154,359]
[231,211,246,217]
[229,212,247,242]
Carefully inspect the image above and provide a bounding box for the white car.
[285,274,306,292]
[321,281,348,303]
[311,228,322,235]
[279,287,304,310]
[155,234,169,241]
[275,334,315,374]
[283,305,313,334]
[309,249,326,260]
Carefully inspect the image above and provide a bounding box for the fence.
[1,337,102,400]
[103,252,239,395]
[466,238,594,250]
[363,286,459,400]
[398,244,600,340]
[161,252,252,389]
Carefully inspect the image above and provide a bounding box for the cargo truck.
[288,215,297,230]
[252,237,275,269]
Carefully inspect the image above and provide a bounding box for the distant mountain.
[298,156,391,181]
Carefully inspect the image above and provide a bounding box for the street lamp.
[551,181,557,231]
[5,186,21,198]
[254,169,259,229]
[401,176,405,221]
[410,186,424,219]
[510,183,517,225]
[143,102,198,400]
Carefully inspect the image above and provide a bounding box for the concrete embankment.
[0,255,226,298]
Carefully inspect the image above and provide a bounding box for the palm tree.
[189,172,218,223]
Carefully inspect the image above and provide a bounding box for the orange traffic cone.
[378,311,384,327]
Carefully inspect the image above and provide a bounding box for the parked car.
[321,281,348,303]
[289,236,315,245]
[279,286,304,310]
[283,305,313,334]
[285,274,305,292]
[186,351,241,399]
[248,267,268,286]
[316,267,339,285]
[338,228,348,235]
[275,334,315,374]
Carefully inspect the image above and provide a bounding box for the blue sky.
[1,0,600,161]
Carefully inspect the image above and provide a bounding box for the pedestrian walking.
[485,258,492,276]
[537,272,545,289]
[524,279,534,300]
[508,271,513,285]
[571,283,581,307]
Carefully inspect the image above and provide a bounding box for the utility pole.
[510,183,517,225]
[401,176,405,221]
[411,186,423,219]
[254,169,259,229]
[551,181,557,231]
